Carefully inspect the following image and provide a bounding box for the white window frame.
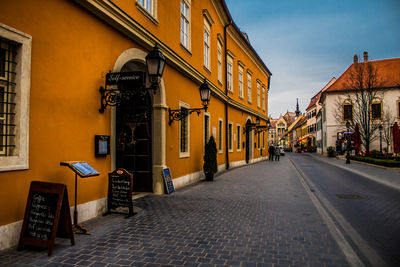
[227,56,233,93]
[238,65,244,99]
[0,23,31,171]
[236,124,242,151]
[218,118,223,153]
[247,71,252,103]
[203,19,211,70]
[180,0,191,50]
[256,81,261,108]
[262,85,266,111]
[228,122,233,152]
[136,0,158,22]
[179,101,190,158]
[217,42,222,83]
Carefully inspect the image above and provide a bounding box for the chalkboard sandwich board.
[103,168,136,218]
[18,181,74,256]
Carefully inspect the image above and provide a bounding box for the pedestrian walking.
[268,145,275,161]
[274,146,280,161]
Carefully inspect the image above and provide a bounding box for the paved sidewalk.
[308,153,400,191]
[0,157,349,266]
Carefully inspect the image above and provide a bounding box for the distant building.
[320,52,400,155]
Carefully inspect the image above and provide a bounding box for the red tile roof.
[326,58,400,92]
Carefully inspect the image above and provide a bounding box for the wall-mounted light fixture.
[99,43,166,113]
[168,79,211,125]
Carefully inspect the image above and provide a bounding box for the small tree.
[203,136,217,181]
[382,106,396,154]
[333,60,384,155]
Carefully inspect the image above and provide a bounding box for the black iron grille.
[0,38,18,156]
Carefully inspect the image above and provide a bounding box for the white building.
[320,53,400,155]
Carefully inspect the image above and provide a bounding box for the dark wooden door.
[116,91,152,192]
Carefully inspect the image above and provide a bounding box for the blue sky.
[225,0,400,118]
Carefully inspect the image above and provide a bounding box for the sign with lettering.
[104,168,135,217]
[105,71,144,86]
[18,181,74,256]
[162,168,175,194]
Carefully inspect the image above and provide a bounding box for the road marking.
[289,156,388,267]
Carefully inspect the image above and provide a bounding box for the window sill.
[179,152,190,158]
[218,80,223,86]
[203,66,211,74]
[136,3,159,25]
[180,43,192,55]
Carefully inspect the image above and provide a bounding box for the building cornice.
[73,0,268,120]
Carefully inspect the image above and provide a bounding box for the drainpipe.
[224,20,232,170]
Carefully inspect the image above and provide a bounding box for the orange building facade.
[0,0,271,249]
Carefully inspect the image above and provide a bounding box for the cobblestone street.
[0,156,349,266]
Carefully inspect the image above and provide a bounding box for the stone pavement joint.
[0,156,350,266]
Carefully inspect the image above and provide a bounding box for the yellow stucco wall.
[0,0,270,229]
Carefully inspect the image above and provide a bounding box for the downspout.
[224,20,232,170]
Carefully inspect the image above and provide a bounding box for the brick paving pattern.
[0,156,349,266]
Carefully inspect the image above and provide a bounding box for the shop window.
[0,26,31,171]
[343,104,353,121]
[180,0,190,50]
[218,119,223,153]
[179,103,190,157]
[236,124,241,151]
[371,103,382,120]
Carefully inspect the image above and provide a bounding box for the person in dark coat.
[268,145,275,161]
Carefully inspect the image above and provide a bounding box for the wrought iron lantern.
[168,79,211,125]
[99,43,166,113]
[145,43,166,94]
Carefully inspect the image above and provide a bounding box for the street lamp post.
[379,124,383,153]
[346,121,351,164]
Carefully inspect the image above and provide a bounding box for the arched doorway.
[112,48,167,194]
[115,60,153,192]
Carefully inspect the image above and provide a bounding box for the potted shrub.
[203,136,217,181]
[327,146,336,157]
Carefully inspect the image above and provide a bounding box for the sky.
[225,0,400,118]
